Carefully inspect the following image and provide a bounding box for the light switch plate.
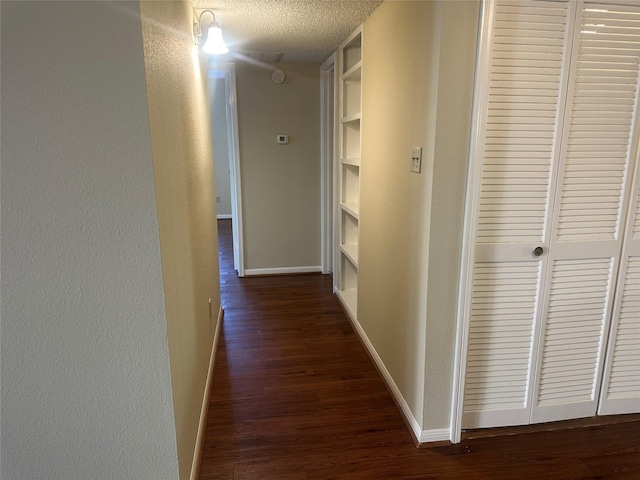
[411,147,422,173]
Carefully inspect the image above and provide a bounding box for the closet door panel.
[475,1,571,246]
[530,1,640,423]
[531,255,616,423]
[531,2,640,422]
[463,0,640,430]
[462,0,572,429]
[463,260,541,427]
[554,3,640,244]
[599,179,640,414]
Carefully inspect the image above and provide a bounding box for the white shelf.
[336,26,362,322]
[343,61,362,82]
[341,113,361,124]
[341,157,361,167]
[340,202,359,219]
[340,243,358,267]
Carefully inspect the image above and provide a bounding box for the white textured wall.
[236,62,321,271]
[210,76,233,217]
[1,2,179,479]
[140,2,221,479]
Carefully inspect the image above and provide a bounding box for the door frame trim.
[226,63,245,276]
[449,0,494,444]
[320,54,336,275]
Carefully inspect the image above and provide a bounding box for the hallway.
[198,220,640,479]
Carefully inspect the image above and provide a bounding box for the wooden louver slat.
[477,1,569,244]
[633,195,640,240]
[464,262,540,415]
[555,3,640,242]
[537,258,614,405]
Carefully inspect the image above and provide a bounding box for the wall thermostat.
[277,134,289,144]
[271,69,286,84]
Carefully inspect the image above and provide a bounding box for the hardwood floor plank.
[199,219,640,479]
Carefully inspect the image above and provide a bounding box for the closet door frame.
[450,0,501,444]
[450,0,640,444]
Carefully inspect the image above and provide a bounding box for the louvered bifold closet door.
[599,166,640,415]
[530,1,640,424]
[462,0,573,429]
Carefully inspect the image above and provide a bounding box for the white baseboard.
[346,312,450,446]
[244,266,322,276]
[216,214,232,219]
[419,428,450,443]
[190,305,223,480]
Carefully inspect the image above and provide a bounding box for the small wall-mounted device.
[277,134,289,144]
[271,69,286,84]
[411,147,422,173]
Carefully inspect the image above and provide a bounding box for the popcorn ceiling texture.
[193,0,383,62]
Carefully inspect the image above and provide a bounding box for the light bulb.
[202,24,229,55]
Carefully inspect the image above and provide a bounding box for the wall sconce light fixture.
[194,10,229,55]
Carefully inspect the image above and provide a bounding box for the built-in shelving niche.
[335,27,362,321]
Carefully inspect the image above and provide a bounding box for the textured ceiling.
[192,0,383,63]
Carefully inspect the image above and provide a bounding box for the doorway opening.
[209,62,244,277]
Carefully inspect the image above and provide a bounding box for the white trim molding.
[419,429,450,444]
[244,266,323,276]
[190,305,223,480]
[320,53,336,275]
[216,214,232,220]
[449,0,493,445]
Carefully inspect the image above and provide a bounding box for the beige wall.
[423,1,480,430]
[359,0,479,432]
[140,1,221,479]
[236,62,321,272]
[359,0,438,429]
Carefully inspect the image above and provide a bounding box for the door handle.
[533,246,544,257]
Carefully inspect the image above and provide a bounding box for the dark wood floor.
[200,219,640,479]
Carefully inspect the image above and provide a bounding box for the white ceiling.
[192,0,383,63]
